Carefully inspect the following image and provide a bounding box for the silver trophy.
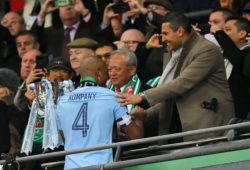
[29,80,74,109]
[34,82,46,109]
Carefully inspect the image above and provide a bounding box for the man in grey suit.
[118,12,235,142]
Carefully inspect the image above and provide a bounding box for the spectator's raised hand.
[128,0,148,16]
[25,68,46,85]
[38,0,58,19]
[146,34,163,49]
[25,89,36,104]
[73,0,89,17]
[102,3,120,27]
[192,23,201,35]
[210,25,222,34]
[113,41,126,49]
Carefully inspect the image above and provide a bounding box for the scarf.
[108,74,142,113]
[146,76,161,88]
[79,76,98,87]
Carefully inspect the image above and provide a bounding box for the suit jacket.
[214,30,250,119]
[32,19,95,59]
[145,30,235,141]
[0,101,10,154]
[0,25,20,74]
[23,0,52,28]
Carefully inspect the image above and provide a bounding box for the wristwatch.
[138,92,150,108]
[140,92,146,101]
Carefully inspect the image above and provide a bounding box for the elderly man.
[118,12,235,142]
[56,56,143,169]
[68,38,98,74]
[1,11,25,37]
[114,29,153,83]
[115,29,145,53]
[108,49,154,139]
[108,49,150,112]
[67,37,98,86]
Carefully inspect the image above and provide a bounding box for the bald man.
[115,29,145,52]
[79,57,108,87]
[56,56,143,169]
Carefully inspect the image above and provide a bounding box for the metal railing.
[185,9,211,18]
[1,121,250,169]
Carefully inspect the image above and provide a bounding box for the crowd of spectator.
[0,0,250,169]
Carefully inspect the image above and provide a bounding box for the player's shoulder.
[76,86,115,94]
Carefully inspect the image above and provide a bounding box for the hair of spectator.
[110,49,137,68]
[226,16,250,33]
[162,12,192,33]
[96,42,117,51]
[13,11,25,25]
[211,8,235,21]
[15,30,38,43]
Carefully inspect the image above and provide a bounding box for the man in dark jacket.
[213,17,250,119]
[33,0,97,61]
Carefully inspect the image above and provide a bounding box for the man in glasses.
[1,11,25,37]
[115,29,145,53]
[107,49,152,140]
[95,43,116,65]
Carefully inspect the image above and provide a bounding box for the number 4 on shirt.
[72,103,89,137]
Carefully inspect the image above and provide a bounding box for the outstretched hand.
[73,0,88,16]
[116,93,142,105]
[102,3,120,26]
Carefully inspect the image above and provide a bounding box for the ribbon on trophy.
[43,79,63,150]
[21,100,38,155]
[21,79,74,155]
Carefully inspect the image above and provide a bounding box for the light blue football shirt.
[56,86,130,169]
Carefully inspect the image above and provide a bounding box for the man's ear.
[129,66,136,76]
[95,70,101,82]
[239,30,247,40]
[177,26,185,37]
[35,42,40,50]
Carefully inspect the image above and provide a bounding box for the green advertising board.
[122,148,250,170]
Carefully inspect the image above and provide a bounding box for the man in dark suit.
[213,17,250,119]
[0,25,20,74]
[33,0,97,61]
[118,12,235,142]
